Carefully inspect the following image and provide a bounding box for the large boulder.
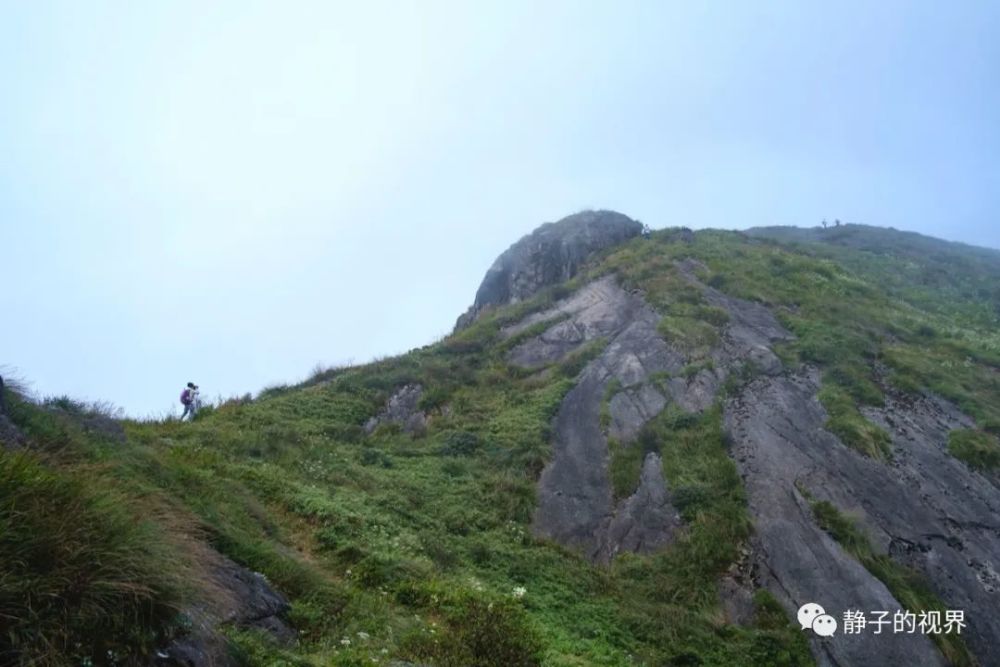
[364,384,427,436]
[153,552,293,666]
[455,210,643,329]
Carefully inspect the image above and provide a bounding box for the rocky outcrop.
[605,452,679,554]
[726,371,948,666]
[719,316,1000,665]
[515,256,1000,664]
[364,384,427,436]
[509,276,685,563]
[455,210,643,330]
[514,268,793,563]
[669,258,1000,664]
[606,384,669,443]
[154,553,293,666]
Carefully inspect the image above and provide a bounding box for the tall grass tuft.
[0,449,201,666]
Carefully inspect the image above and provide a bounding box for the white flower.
[357,631,370,641]
[340,638,351,646]
[512,586,527,598]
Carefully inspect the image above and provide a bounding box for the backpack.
[180,389,191,405]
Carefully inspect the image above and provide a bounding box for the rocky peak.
[455,210,643,330]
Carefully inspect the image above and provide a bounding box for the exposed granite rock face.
[607,384,668,443]
[677,258,998,664]
[514,268,794,563]
[509,276,685,563]
[455,210,643,330]
[726,371,947,666]
[605,453,680,555]
[153,553,293,666]
[672,258,1000,664]
[364,384,427,436]
[515,257,1000,664]
[860,391,1000,662]
[505,276,648,367]
[719,323,1000,664]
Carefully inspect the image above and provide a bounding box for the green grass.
[609,406,810,665]
[947,429,1000,471]
[0,447,198,666]
[599,378,622,432]
[657,315,719,358]
[818,384,893,459]
[607,432,652,501]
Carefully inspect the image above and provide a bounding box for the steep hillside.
[2,214,999,667]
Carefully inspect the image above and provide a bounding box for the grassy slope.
[4,225,1000,666]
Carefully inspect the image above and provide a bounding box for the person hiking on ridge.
[180,382,199,421]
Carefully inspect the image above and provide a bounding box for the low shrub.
[401,593,543,667]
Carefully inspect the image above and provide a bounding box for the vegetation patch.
[818,384,893,459]
[657,315,719,358]
[0,449,196,666]
[400,592,544,667]
[947,429,1000,471]
[608,424,660,501]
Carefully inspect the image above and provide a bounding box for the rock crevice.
[512,276,684,563]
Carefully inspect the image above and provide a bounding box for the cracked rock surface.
[726,371,948,666]
[696,253,999,664]
[514,276,684,563]
[723,337,1000,665]
[508,256,1000,665]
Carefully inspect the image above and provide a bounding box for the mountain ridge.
[2,213,999,666]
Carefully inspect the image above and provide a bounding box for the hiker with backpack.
[180,382,199,421]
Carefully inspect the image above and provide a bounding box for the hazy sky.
[2,1,998,416]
